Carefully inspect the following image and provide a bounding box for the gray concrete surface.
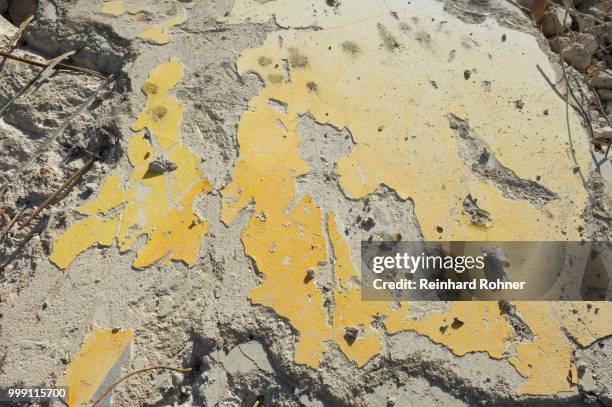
[0,0,609,406]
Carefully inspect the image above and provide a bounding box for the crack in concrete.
[448,113,559,206]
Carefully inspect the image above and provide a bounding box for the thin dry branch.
[90,365,193,407]
[0,50,106,79]
[5,14,35,51]
[0,204,26,240]
[18,157,95,231]
[554,16,596,142]
[0,50,76,118]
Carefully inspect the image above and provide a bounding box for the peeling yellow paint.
[329,213,406,367]
[51,59,212,269]
[231,11,589,241]
[246,195,331,366]
[138,15,186,45]
[58,328,133,407]
[552,302,612,346]
[224,0,612,396]
[219,86,328,365]
[397,302,512,358]
[511,303,575,395]
[102,1,146,16]
[102,2,184,45]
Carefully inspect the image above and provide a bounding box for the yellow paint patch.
[231,13,588,241]
[51,59,212,269]
[246,195,331,366]
[396,302,512,358]
[552,302,612,347]
[102,1,146,16]
[58,328,133,407]
[510,304,575,395]
[224,0,612,396]
[225,0,386,29]
[329,213,406,366]
[50,174,132,269]
[138,15,186,45]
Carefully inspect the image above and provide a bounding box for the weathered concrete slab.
[0,0,609,405]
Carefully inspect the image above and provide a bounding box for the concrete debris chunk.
[589,70,612,88]
[148,156,178,173]
[603,24,612,45]
[540,5,572,37]
[463,194,493,227]
[9,0,38,26]
[594,128,612,141]
[0,14,17,41]
[550,33,598,71]
[344,326,359,340]
[577,0,609,21]
[2,0,612,405]
[597,89,612,102]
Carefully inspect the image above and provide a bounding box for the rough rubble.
[0,0,610,406]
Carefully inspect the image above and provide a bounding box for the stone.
[597,89,612,101]
[550,33,597,71]
[2,1,612,405]
[344,326,359,339]
[148,156,178,173]
[83,182,97,192]
[593,128,612,141]
[0,15,17,43]
[540,5,571,37]
[577,33,599,54]
[604,24,612,45]
[9,0,38,26]
[463,194,492,227]
[577,0,610,21]
[589,70,612,88]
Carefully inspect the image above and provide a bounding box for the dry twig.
[89,365,193,407]
[554,16,597,141]
[0,50,106,79]
[0,50,76,118]
[5,14,35,51]
[18,157,95,231]
[0,204,26,240]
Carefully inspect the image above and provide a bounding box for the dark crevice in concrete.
[448,113,559,206]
